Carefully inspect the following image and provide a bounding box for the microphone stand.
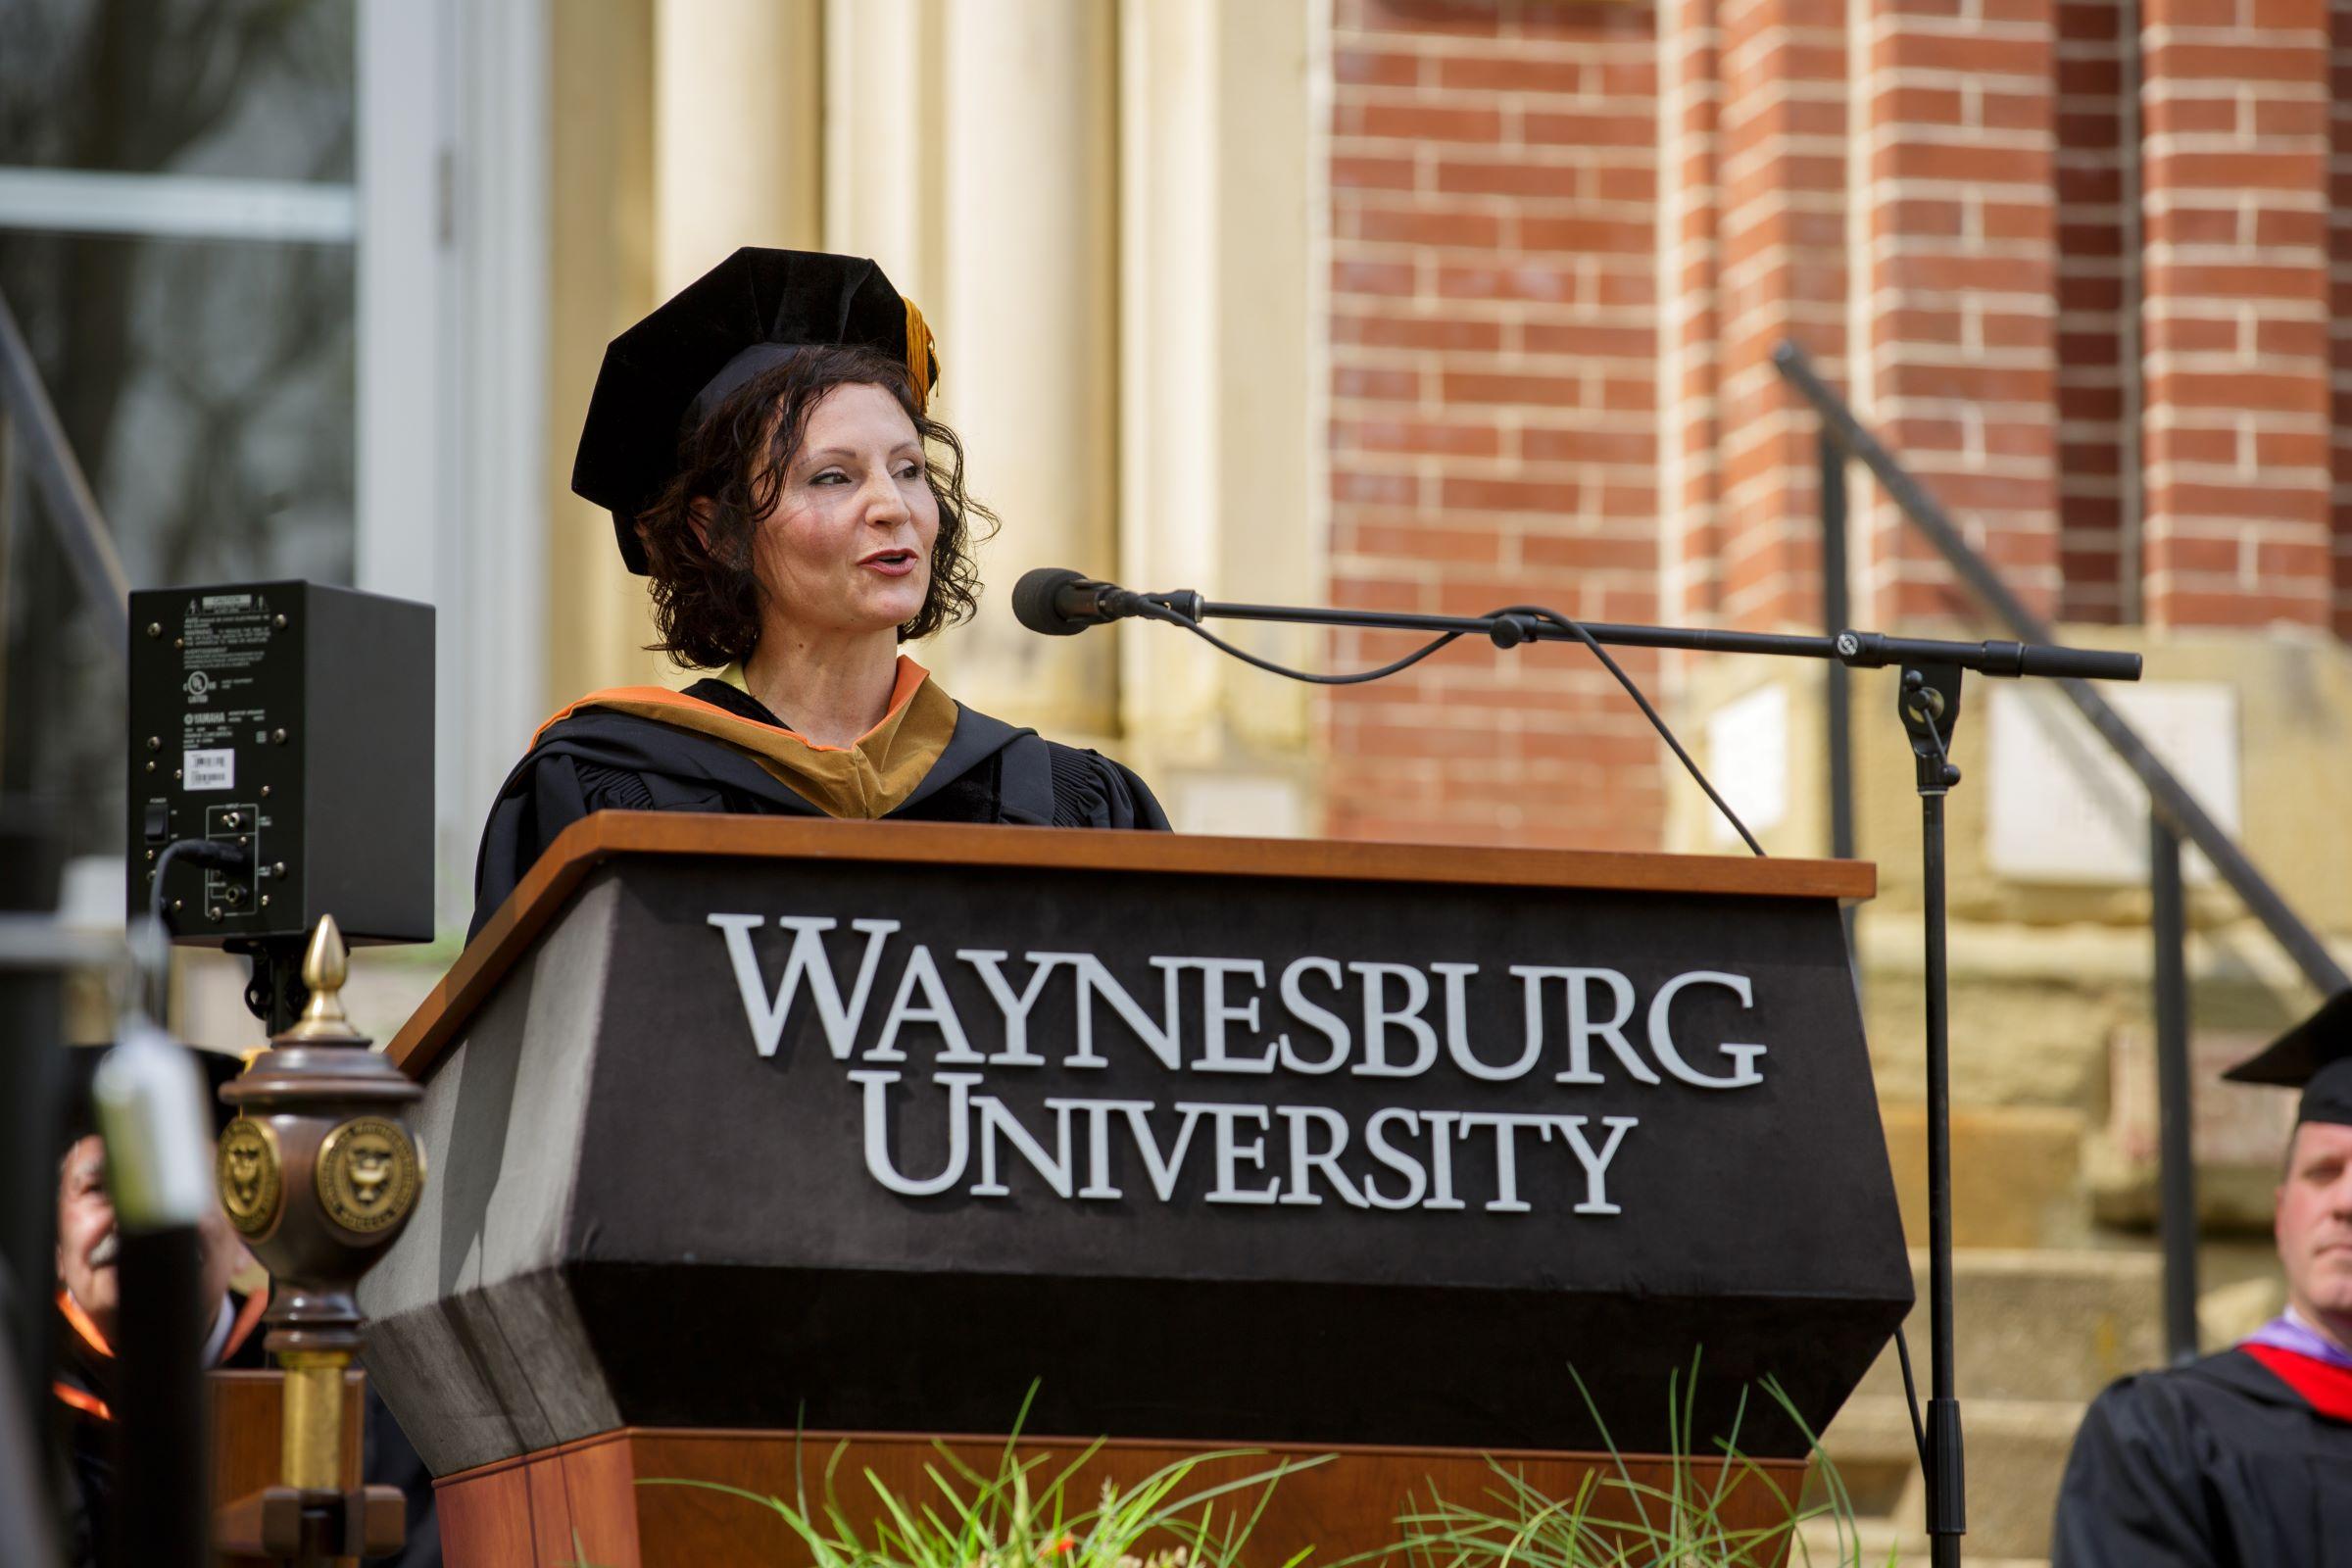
[1116,590,2140,1566]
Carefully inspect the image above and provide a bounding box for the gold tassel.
[902,296,937,411]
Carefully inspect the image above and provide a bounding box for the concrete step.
[1848,1249,2162,1406]
[1878,1103,2092,1250]
[1800,1250,2166,1565]
[1815,1396,2079,1563]
[1790,1513,2046,1568]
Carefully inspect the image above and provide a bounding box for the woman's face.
[751,380,940,644]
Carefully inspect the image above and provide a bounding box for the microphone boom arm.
[1180,598,2140,682]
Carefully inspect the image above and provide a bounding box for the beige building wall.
[544,0,662,710]
[1117,0,1326,836]
[654,0,823,294]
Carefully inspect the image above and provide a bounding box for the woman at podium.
[467,249,1166,940]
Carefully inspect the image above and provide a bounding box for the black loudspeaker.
[124,581,434,948]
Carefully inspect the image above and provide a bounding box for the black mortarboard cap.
[571,248,940,573]
[2222,990,2352,1128]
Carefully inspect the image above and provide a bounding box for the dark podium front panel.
[363,816,1907,1476]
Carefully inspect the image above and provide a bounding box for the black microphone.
[1011,568,1201,635]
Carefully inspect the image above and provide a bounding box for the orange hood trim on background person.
[51,1283,269,1423]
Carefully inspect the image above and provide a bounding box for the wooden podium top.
[389,812,1872,1077]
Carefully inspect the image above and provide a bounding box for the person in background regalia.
[50,1047,266,1568]
[50,1044,439,1568]
[469,248,1168,939]
[2051,991,2352,1564]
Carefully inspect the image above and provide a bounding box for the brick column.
[1851,0,2062,624]
[2331,0,2352,636]
[1710,0,1848,629]
[2055,0,2133,623]
[1324,0,1663,848]
[1660,0,1725,622]
[2139,0,2332,628]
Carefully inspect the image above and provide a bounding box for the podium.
[363,815,1908,1564]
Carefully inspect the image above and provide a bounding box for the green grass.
[1365,1365,1895,1568]
[641,1370,1891,1568]
[640,1391,1324,1568]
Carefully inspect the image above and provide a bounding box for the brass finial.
[280,914,365,1044]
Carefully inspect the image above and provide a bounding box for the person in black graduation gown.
[49,1045,440,1568]
[470,248,1166,939]
[2050,991,2352,1565]
[50,1049,266,1568]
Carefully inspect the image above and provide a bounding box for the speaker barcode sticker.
[183,749,235,790]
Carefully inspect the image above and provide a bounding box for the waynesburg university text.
[710,912,1777,1216]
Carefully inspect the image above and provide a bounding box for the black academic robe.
[51,1292,441,1568]
[469,677,1170,940]
[2051,1348,2352,1566]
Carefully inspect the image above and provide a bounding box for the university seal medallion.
[216,1117,282,1237]
[316,1116,421,1236]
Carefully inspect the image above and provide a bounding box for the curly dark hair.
[635,344,996,668]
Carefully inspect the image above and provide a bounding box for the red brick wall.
[1855,0,2063,625]
[1706,0,1847,630]
[1659,0,1721,622]
[2333,0,2352,636]
[1319,0,2352,850]
[2139,0,2332,628]
[2057,0,2133,623]
[1325,0,1665,848]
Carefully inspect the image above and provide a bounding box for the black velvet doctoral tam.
[571,248,935,572]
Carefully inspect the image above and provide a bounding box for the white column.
[822,0,947,311]
[1118,0,1321,827]
[655,0,822,292]
[945,0,1121,732]
[824,0,1115,734]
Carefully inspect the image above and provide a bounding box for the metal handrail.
[1775,338,2347,1367]
[0,285,129,656]
[1775,340,2347,997]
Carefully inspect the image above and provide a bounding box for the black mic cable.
[1106,591,1767,858]
[148,837,253,936]
[139,837,254,1019]
[1016,565,1472,682]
